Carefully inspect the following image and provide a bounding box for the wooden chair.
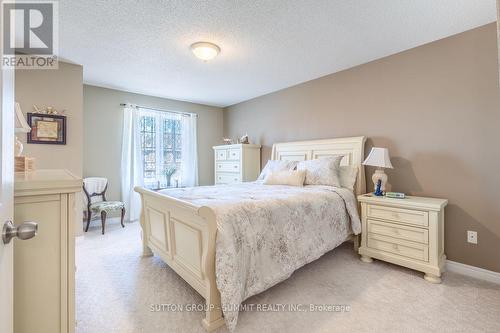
[83,178,125,235]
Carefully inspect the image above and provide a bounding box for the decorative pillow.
[263,170,306,186]
[258,160,298,180]
[339,165,359,190]
[296,156,343,186]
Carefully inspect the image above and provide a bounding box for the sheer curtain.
[121,105,198,221]
[121,105,144,221]
[181,113,198,187]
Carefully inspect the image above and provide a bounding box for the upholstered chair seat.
[90,201,125,213]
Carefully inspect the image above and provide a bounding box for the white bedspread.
[160,182,361,331]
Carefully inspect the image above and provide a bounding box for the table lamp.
[14,102,35,172]
[362,147,393,196]
[15,102,31,155]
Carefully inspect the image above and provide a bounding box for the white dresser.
[213,144,261,184]
[358,194,448,283]
[14,169,81,333]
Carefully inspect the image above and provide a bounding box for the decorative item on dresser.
[213,143,261,184]
[362,147,393,196]
[238,133,249,144]
[222,137,233,145]
[358,194,448,283]
[13,169,81,333]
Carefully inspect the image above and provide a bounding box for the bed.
[134,136,366,332]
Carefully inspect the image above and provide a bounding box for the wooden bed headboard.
[271,136,367,195]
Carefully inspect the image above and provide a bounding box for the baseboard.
[446,260,500,284]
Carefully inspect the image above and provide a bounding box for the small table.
[357,193,448,283]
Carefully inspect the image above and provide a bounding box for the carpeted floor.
[76,219,500,333]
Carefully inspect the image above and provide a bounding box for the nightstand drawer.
[367,205,428,227]
[368,219,428,244]
[216,162,240,172]
[368,233,429,262]
[227,149,241,160]
[215,149,228,160]
[215,173,241,184]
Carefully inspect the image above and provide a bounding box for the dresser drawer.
[215,173,241,184]
[368,233,429,262]
[368,219,428,244]
[216,162,240,172]
[367,204,428,227]
[215,149,228,160]
[227,149,241,160]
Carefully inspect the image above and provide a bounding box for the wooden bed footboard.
[134,187,225,332]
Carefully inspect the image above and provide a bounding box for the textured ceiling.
[59,0,497,107]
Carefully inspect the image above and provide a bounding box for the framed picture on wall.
[27,113,66,145]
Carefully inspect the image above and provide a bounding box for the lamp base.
[372,169,388,196]
[15,135,23,156]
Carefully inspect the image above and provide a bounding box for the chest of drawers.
[213,144,261,185]
[358,194,448,283]
[14,169,81,333]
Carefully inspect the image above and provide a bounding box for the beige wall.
[224,24,500,273]
[83,85,223,202]
[16,62,83,176]
[16,62,84,234]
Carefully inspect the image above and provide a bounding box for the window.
[140,116,157,180]
[139,111,183,189]
[122,104,197,221]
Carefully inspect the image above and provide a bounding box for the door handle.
[2,220,38,244]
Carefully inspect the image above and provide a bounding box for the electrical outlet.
[467,231,478,244]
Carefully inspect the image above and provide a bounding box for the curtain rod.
[120,103,198,118]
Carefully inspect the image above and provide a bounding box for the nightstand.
[357,194,448,283]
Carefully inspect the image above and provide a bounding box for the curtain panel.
[121,106,143,221]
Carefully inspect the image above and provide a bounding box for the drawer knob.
[392,244,399,250]
[234,165,237,168]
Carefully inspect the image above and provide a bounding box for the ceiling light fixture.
[190,42,220,61]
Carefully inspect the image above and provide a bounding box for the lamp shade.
[15,102,31,133]
[362,147,393,169]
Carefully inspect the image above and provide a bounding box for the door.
[0,44,15,333]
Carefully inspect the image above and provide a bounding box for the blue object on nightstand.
[374,179,383,196]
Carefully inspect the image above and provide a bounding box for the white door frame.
[0,46,16,333]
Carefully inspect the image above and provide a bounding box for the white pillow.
[339,165,359,190]
[258,160,298,180]
[296,156,343,186]
[263,170,306,186]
